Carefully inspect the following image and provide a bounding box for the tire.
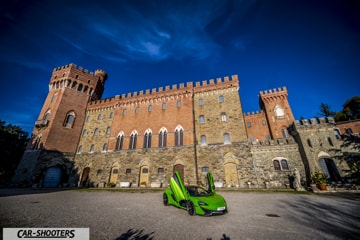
[187,201,195,216]
[163,193,169,206]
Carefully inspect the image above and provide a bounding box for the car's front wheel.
[187,201,195,216]
[163,193,169,206]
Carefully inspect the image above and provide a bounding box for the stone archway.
[80,167,90,187]
[173,159,185,181]
[109,166,119,184]
[223,153,239,187]
[139,160,149,187]
[318,152,341,182]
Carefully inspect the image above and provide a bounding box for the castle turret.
[259,87,295,139]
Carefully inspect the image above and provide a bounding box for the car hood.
[192,193,225,205]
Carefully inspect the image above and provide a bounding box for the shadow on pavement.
[116,229,155,240]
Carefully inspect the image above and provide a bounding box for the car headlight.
[198,201,208,206]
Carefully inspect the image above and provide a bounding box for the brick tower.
[259,87,295,139]
[28,63,107,153]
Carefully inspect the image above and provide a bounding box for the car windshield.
[186,186,212,197]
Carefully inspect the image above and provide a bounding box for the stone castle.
[12,63,357,189]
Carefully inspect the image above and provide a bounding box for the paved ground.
[0,188,359,240]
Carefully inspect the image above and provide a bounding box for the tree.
[0,120,29,184]
[342,96,360,120]
[318,102,335,117]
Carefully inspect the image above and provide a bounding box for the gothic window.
[219,95,224,103]
[102,143,108,152]
[201,135,206,145]
[77,145,82,153]
[115,133,124,151]
[143,129,152,148]
[224,133,230,144]
[82,130,87,137]
[159,128,167,147]
[64,111,75,128]
[97,114,103,120]
[221,112,227,122]
[89,144,94,153]
[129,131,137,149]
[162,103,166,110]
[198,98,204,106]
[273,160,281,170]
[106,126,111,135]
[175,126,184,146]
[86,115,91,122]
[274,105,285,119]
[199,115,205,124]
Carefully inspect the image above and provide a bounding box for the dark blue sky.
[1,0,359,134]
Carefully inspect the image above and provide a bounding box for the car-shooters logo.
[3,228,89,240]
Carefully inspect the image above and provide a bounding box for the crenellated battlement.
[52,63,107,79]
[259,86,287,95]
[292,117,336,130]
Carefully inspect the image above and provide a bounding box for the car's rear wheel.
[187,201,195,216]
[163,193,169,206]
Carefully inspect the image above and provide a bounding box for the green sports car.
[163,171,227,216]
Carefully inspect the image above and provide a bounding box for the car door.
[207,172,215,194]
[169,171,190,202]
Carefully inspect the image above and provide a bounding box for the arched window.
[221,113,227,122]
[148,105,152,112]
[247,122,251,128]
[77,145,82,153]
[281,159,289,170]
[77,84,83,92]
[135,107,139,114]
[175,126,184,146]
[51,93,57,103]
[201,135,206,145]
[97,114,102,120]
[115,132,124,151]
[143,129,152,148]
[129,131,137,149]
[106,126,111,135]
[94,128,99,136]
[162,103,166,110]
[64,111,75,128]
[109,112,114,118]
[273,160,281,170]
[82,130,87,137]
[89,144,94,153]
[262,120,267,126]
[274,105,285,119]
[102,143,108,152]
[159,128,167,147]
[199,115,205,124]
[224,133,230,144]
